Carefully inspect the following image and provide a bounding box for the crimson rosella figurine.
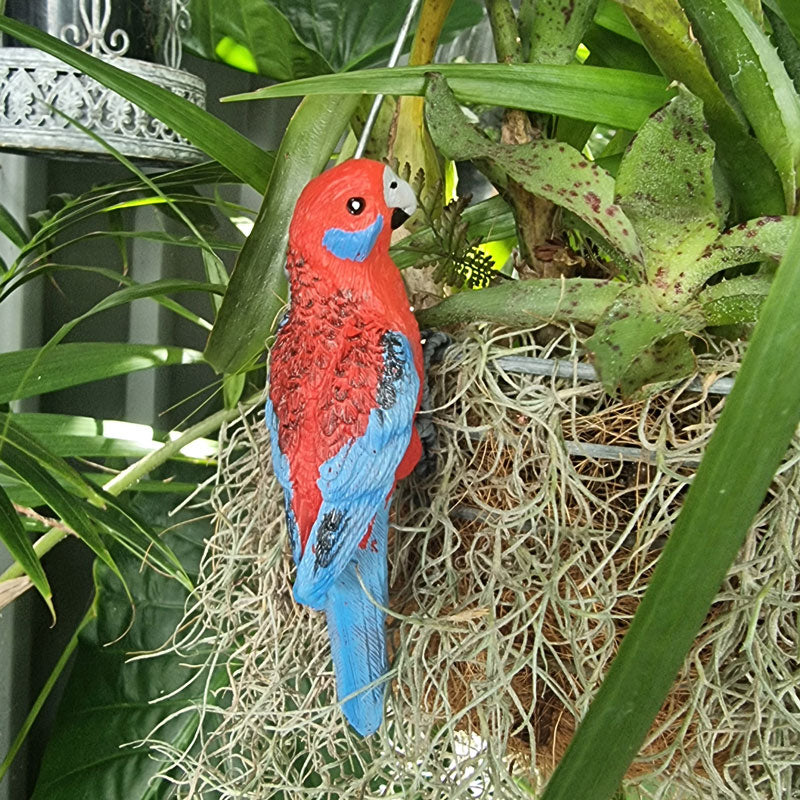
[265,159,422,736]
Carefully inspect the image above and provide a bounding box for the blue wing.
[325,504,389,736]
[265,393,302,565]
[292,330,419,611]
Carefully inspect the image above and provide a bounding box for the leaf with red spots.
[520,0,600,66]
[699,274,771,326]
[586,285,704,396]
[423,73,644,270]
[618,0,784,218]
[615,88,720,285]
[690,215,798,289]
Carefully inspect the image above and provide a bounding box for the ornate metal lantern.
[0,0,206,164]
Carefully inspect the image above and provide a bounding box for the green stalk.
[103,395,260,497]
[0,605,95,782]
[0,395,261,587]
[485,0,522,62]
[416,277,624,328]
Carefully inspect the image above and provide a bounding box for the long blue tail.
[324,506,389,736]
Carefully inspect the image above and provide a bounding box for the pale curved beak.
[383,166,417,229]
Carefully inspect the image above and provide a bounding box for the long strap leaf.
[0,484,53,619]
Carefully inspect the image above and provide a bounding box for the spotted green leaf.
[619,0,785,218]
[585,286,705,395]
[423,73,644,269]
[615,88,720,285]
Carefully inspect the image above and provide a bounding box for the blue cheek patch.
[322,214,384,262]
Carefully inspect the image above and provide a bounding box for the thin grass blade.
[0,344,203,404]
[0,484,53,618]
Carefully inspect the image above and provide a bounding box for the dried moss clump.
[145,324,800,800]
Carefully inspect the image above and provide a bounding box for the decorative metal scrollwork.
[60,0,131,58]
[0,50,205,164]
[163,0,191,69]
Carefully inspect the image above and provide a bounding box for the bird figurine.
[265,159,422,736]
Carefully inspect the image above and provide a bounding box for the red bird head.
[288,159,417,279]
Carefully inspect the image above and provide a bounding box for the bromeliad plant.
[421,73,797,395]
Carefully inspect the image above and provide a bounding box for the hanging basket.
[0,0,205,165]
[144,323,799,799]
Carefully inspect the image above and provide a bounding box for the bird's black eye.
[346,197,365,215]
[390,180,398,189]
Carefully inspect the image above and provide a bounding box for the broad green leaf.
[185,0,331,80]
[31,498,224,800]
[585,286,704,395]
[0,344,203,404]
[224,63,674,132]
[541,176,800,800]
[186,0,482,79]
[0,16,273,193]
[415,276,624,329]
[424,74,644,268]
[0,484,53,618]
[682,0,800,213]
[205,93,360,374]
[615,89,720,284]
[619,0,785,218]
[692,215,797,288]
[520,0,600,65]
[271,0,483,73]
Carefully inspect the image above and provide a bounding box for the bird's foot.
[414,330,452,478]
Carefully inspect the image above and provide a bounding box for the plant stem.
[416,277,624,329]
[0,394,261,586]
[484,0,523,63]
[483,0,560,272]
[103,394,260,497]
